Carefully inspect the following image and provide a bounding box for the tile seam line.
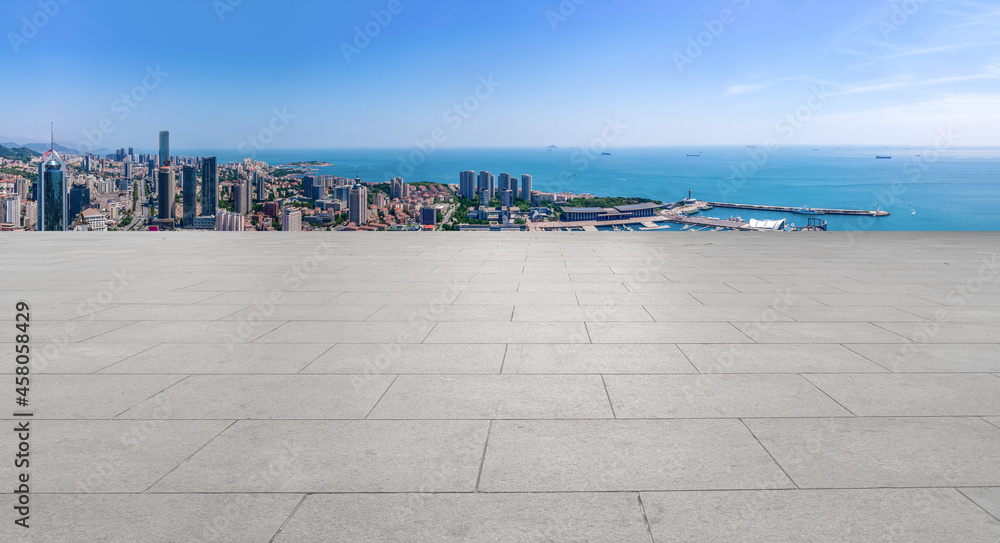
[474,420,494,493]
[92,342,165,373]
[840,344,894,373]
[739,418,799,490]
[111,374,192,419]
[798,374,858,417]
[267,493,309,543]
[636,492,657,543]
[297,343,339,374]
[956,488,1000,525]
[363,374,399,420]
[140,419,239,494]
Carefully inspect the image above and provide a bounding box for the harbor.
[703,201,890,217]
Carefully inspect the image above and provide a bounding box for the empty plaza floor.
[2,231,1000,542]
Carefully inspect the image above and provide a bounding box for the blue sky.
[2,0,998,150]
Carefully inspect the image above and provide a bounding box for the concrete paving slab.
[273,493,651,543]
[960,488,1000,521]
[502,343,696,374]
[478,419,793,492]
[874,322,998,343]
[424,321,590,344]
[734,322,911,343]
[512,305,653,322]
[84,320,285,343]
[777,306,928,322]
[100,343,332,374]
[588,322,753,344]
[643,489,1000,543]
[369,375,613,419]
[0,494,302,543]
[255,321,435,344]
[368,304,513,322]
[679,344,886,373]
[845,343,1000,372]
[221,304,383,322]
[0,343,159,373]
[302,344,505,374]
[88,304,249,321]
[29,374,185,418]
[806,373,1000,416]
[644,305,794,322]
[152,420,489,493]
[746,417,1000,488]
[0,420,232,492]
[605,374,853,418]
[119,374,395,419]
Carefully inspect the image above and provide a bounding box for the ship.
[602,152,612,156]
[876,155,892,159]
[793,206,824,215]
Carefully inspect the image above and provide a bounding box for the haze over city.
[4,0,1000,150]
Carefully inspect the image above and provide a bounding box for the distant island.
[284,161,333,167]
[547,145,558,150]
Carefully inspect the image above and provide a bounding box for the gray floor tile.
[273,493,650,543]
[900,306,1000,322]
[512,305,653,322]
[88,304,249,321]
[679,344,886,373]
[205,291,340,305]
[369,375,613,419]
[960,488,1000,521]
[734,322,911,343]
[645,305,794,322]
[874,322,998,343]
[152,420,488,493]
[588,322,752,344]
[845,344,1000,372]
[502,344,696,374]
[478,420,793,492]
[777,306,928,322]
[0,420,232,492]
[808,293,944,306]
[101,343,332,374]
[0,494,302,543]
[805,373,1000,416]
[692,293,825,306]
[643,489,1000,543]
[120,375,395,419]
[31,374,185,419]
[84,320,286,343]
[451,292,579,305]
[605,374,852,418]
[575,293,703,306]
[255,321,435,343]
[424,322,590,344]
[745,417,1000,488]
[222,304,383,322]
[31,320,138,342]
[0,343,160,373]
[368,304,513,322]
[302,344,505,374]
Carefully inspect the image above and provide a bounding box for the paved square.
[4,232,999,541]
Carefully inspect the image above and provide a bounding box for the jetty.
[704,201,890,217]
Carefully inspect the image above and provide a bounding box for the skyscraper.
[254,169,265,201]
[459,170,476,200]
[182,165,197,228]
[281,208,302,231]
[15,178,27,200]
[123,160,133,182]
[201,157,218,216]
[521,175,532,202]
[157,166,175,220]
[234,177,252,215]
[479,188,489,208]
[498,173,512,197]
[159,131,170,166]
[38,150,67,231]
[69,186,91,218]
[349,184,369,225]
[2,197,20,226]
[477,171,494,197]
[500,189,513,208]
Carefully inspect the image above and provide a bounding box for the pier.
[703,201,890,217]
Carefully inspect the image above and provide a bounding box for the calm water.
[174,146,1000,231]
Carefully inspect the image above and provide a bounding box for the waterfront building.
[500,189,513,208]
[254,169,265,201]
[560,203,663,222]
[349,184,369,225]
[477,171,494,197]
[498,173,513,197]
[459,170,476,200]
[479,188,489,208]
[157,166,175,220]
[182,165,197,228]
[281,208,303,231]
[202,157,218,216]
[38,150,67,231]
[159,131,170,166]
[390,177,405,200]
[521,175,532,202]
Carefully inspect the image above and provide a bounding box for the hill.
[0,145,42,161]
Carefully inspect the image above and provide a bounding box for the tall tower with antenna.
[38,123,68,231]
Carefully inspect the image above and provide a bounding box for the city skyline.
[3,0,999,150]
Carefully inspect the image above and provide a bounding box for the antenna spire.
[50,122,54,151]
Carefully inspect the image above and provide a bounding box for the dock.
[704,201,889,217]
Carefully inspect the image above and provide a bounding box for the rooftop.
[4,232,1000,541]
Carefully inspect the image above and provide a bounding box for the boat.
[876,156,892,159]
[683,209,700,216]
[687,154,701,157]
[793,206,824,215]
[602,152,612,156]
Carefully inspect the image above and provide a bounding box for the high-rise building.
[123,160,133,182]
[182,165,197,228]
[157,166,175,220]
[215,211,245,232]
[498,173,512,197]
[459,170,476,200]
[254,169,265,201]
[15,178,28,200]
[477,171,494,197]
[479,188,489,208]
[500,189,513,208]
[420,206,437,227]
[521,175,532,202]
[23,202,36,230]
[375,193,388,209]
[234,180,249,215]
[83,155,91,172]
[301,175,314,196]
[38,150,67,231]
[348,184,369,225]
[530,191,541,207]
[201,157,218,216]
[2,197,20,226]
[69,186,91,218]
[159,131,170,166]
[281,208,302,231]
[128,147,134,158]
[333,185,351,202]
[390,177,405,200]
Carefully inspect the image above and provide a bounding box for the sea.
[172,146,1000,231]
